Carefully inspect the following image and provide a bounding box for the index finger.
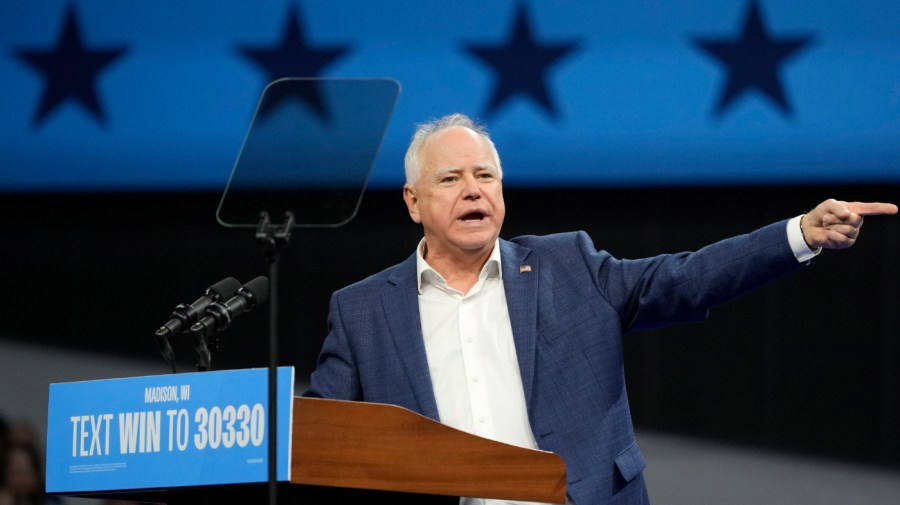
[847,202,899,216]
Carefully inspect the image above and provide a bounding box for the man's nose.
[461,174,481,198]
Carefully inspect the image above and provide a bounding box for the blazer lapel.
[500,239,539,410]
[382,254,440,420]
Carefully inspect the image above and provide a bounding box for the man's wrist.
[787,215,822,263]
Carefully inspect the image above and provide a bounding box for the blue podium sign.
[46,367,294,493]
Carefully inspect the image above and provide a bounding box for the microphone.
[190,276,269,370]
[154,276,242,373]
[155,277,242,338]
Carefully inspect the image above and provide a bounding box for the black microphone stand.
[255,210,294,505]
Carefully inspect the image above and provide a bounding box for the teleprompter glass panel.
[217,77,401,228]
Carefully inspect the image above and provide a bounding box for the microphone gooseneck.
[154,276,242,373]
[190,275,270,371]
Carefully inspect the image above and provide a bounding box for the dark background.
[2,183,897,469]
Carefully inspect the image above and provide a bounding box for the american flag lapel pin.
[519,264,532,273]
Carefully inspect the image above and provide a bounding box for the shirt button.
[472,376,479,383]
[479,416,487,423]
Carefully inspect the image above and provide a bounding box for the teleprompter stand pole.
[256,210,294,505]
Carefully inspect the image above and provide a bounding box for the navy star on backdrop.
[238,5,350,119]
[693,0,814,118]
[464,4,580,119]
[13,5,127,127]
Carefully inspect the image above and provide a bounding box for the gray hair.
[403,113,503,186]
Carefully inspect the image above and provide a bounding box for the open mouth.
[460,211,486,222]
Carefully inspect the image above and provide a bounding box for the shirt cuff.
[787,214,822,263]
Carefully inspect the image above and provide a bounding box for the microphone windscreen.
[243,276,270,306]
[208,276,242,300]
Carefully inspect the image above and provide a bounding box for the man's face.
[403,126,505,260]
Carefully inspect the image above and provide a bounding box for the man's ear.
[403,185,421,223]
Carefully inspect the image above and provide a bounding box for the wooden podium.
[291,397,566,502]
[53,396,567,504]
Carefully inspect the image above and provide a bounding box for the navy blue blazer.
[303,220,804,504]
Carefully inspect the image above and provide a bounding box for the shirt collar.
[415,238,502,294]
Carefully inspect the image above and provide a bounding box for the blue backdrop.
[2,0,899,192]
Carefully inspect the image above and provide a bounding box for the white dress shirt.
[416,238,545,505]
